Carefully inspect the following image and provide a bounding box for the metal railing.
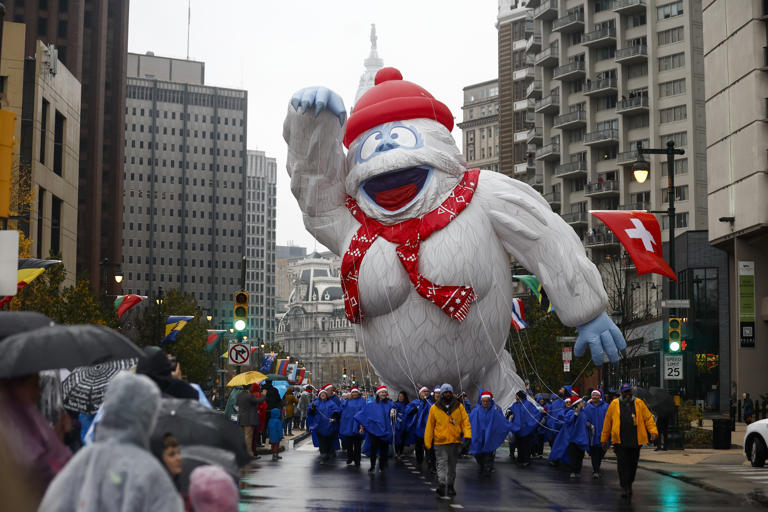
[584,129,619,144]
[526,80,542,97]
[526,127,543,140]
[536,143,560,158]
[619,203,649,210]
[562,211,588,224]
[617,150,639,164]
[584,231,619,247]
[584,77,618,93]
[553,10,584,31]
[553,61,585,79]
[554,110,587,127]
[533,0,558,19]
[585,180,619,195]
[583,27,616,44]
[616,45,648,60]
[613,0,646,10]
[617,96,649,112]
[535,45,559,64]
[526,34,542,51]
[544,190,562,203]
[528,174,544,187]
[554,160,587,176]
[535,94,560,111]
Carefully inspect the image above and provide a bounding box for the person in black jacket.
[136,347,198,400]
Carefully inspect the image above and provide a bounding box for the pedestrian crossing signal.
[668,317,682,352]
[233,291,248,331]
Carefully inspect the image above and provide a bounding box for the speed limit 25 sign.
[664,355,683,380]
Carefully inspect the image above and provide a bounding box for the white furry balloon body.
[283,69,625,408]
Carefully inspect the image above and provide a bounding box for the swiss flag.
[590,210,677,281]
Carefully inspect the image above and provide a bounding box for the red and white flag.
[590,210,677,281]
[510,298,528,331]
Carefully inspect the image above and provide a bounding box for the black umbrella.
[62,358,138,414]
[0,311,55,341]
[0,324,145,378]
[152,398,250,467]
[635,386,674,419]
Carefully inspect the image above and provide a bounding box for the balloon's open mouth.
[361,166,431,212]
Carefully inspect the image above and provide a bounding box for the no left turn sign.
[229,342,250,366]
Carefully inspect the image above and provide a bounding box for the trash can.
[712,418,732,450]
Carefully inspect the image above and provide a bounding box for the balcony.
[526,80,542,99]
[533,0,558,20]
[583,77,618,97]
[513,67,535,81]
[617,150,639,165]
[553,110,587,130]
[619,202,649,211]
[515,98,536,111]
[584,231,620,248]
[525,111,536,124]
[526,34,542,54]
[514,131,529,143]
[583,27,616,48]
[616,45,648,64]
[553,61,585,81]
[552,11,584,33]
[526,127,543,144]
[613,0,646,14]
[584,128,619,147]
[525,20,535,35]
[553,160,588,179]
[535,143,560,161]
[535,46,559,67]
[527,174,544,191]
[544,190,561,207]
[514,162,529,176]
[534,94,560,114]
[616,95,649,115]
[585,180,620,197]
[562,211,588,226]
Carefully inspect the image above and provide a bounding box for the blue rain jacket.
[405,398,434,439]
[507,400,541,438]
[393,401,413,445]
[468,401,510,455]
[339,397,366,438]
[354,398,395,441]
[267,408,283,444]
[547,396,566,441]
[549,407,590,463]
[306,397,341,440]
[583,399,609,446]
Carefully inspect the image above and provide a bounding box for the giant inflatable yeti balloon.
[284,68,626,407]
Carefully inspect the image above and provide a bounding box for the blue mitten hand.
[574,312,626,366]
[289,86,346,125]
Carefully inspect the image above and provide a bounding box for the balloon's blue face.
[354,122,424,165]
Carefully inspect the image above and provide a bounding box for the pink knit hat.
[189,465,239,512]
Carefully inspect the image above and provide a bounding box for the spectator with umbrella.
[39,372,183,511]
[136,347,198,400]
[237,385,265,458]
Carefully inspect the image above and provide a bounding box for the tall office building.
[121,53,248,333]
[245,150,276,345]
[703,0,768,398]
[458,79,500,172]
[497,0,536,179]
[6,0,129,294]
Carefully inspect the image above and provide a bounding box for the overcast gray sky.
[128,0,499,253]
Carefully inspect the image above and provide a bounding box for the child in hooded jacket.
[267,408,283,461]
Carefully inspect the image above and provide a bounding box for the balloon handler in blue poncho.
[339,386,366,467]
[306,386,342,464]
[355,385,396,474]
[506,390,542,468]
[405,386,434,470]
[267,408,283,462]
[468,390,510,476]
[549,397,590,478]
[583,389,610,478]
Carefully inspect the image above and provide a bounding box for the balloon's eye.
[390,126,417,148]
[359,131,381,161]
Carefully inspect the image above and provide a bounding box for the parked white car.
[744,419,768,467]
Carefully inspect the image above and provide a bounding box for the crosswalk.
[719,465,768,485]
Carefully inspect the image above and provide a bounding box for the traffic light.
[233,291,248,331]
[0,110,17,219]
[668,317,682,352]
[342,367,347,379]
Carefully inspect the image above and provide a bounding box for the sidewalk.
[254,428,311,456]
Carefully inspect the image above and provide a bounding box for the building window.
[50,195,62,256]
[657,1,684,20]
[40,98,49,164]
[53,111,65,176]
[37,17,48,37]
[58,20,68,38]
[661,211,689,229]
[661,185,689,203]
[630,12,646,27]
[627,62,648,79]
[594,0,615,12]
[659,78,686,97]
[659,104,687,123]
[660,158,688,176]
[663,131,687,147]
[658,26,684,46]
[658,52,685,72]
[36,188,45,259]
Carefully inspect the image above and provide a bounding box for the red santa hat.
[591,389,602,397]
[376,385,388,395]
[318,387,328,397]
[480,391,493,400]
[418,386,430,394]
[564,398,572,405]
[350,386,360,394]
[343,67,454,148]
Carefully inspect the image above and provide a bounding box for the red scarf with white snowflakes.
[340,169,480,324]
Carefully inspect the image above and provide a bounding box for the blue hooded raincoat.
[393,400,413,445]
[405,397,434,439]
[267,408,283,444]
[468,399,510,455]
[354,398,395,441]
[306,397,341,448]
[549,407,590,464]
[508,399,541,438]
[339,396,366,439]
[583,398,609,447]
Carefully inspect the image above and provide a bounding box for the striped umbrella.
[62,358,138,414]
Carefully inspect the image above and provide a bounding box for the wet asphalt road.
[239,441,768,511]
